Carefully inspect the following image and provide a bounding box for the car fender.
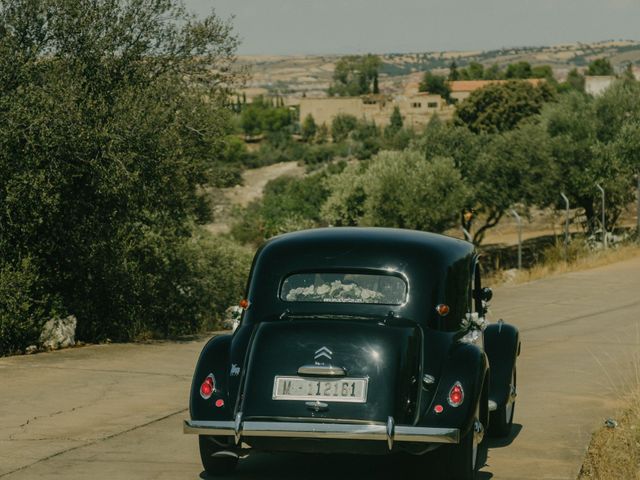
[484,321,520,408]
[420,342,488,437]
[189,334,233,421]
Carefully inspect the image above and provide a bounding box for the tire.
[446,427,479,480]
[198,435,238,476]
[446,402,481,480]
[489,367,516,438]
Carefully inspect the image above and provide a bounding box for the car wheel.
[198,435,238,476]
[489,367,516,438]
[446,408,481,480]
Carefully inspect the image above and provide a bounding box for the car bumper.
[184,416,460,448]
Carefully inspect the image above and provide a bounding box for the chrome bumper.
[184,414,460,447]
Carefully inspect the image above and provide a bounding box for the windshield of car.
[280,272,407,305]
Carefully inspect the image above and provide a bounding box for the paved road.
[2,256,640,479]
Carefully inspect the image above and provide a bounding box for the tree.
[587,58,614,76]
[322,151,469,233]
[0,0,241,350]
[387,106,404,133]
[505,61,533,79]
[449,61,460,81]
[328,54,382,97]
[531,65,554,80]
[483,64,502,80]
[331,114,358,142]
[540,91,635,231]
[301,114,318,142]
[316,123,329,144]
[419,72,451,101]
[562,68,585,92]
[415,117,487,179]
[459,62,485,80]
[468,124,557,244]
[454,81,555,133]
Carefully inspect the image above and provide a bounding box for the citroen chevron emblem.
[314,346,333,361]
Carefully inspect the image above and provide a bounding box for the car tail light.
[200,374,215,399]
[448,382,464,407]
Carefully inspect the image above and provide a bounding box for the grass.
[578,391,640,479]
[487,241,640,287]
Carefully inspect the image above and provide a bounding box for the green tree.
[419,72,451,101]
[562,68,586,92]
[373,73,380,94]
[316,123,329,144]
[0,0,240,350]
[459,62,484,80]
[454,81,555,133]
[483,64,502,80]
[415,117,487,179]
[322,151,469,232]
[387,106,404,133]
[329,54,381,97]
[449,61,460,81]
[469,124,557,244]
[232,172,332,245]
[531,65,554,79]
[587,58,614,76]
[301,114,318,142]
[505,61,533,79]
[331,114,358,142]
[540,91,635,231]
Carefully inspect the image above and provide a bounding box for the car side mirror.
[480,287,493,302]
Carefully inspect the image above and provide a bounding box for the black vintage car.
[184,228,520,479]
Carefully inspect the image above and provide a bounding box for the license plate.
[272,376,368,403]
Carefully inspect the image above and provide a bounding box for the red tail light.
[448,382,464,407]
[200,374,215,399]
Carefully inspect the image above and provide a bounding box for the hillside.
[237,39,640,98]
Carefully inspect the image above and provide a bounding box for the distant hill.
[237,40,640,99]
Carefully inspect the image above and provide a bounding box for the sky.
[183,0,640,55]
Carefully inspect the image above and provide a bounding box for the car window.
[281,272,407,305]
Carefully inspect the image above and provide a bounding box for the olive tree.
[0,0,241,351]
[322,151,469,233]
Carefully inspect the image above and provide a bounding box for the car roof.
[259,227,474,267]
[244,228,477,329]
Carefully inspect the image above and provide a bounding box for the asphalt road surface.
[2,256,640,480]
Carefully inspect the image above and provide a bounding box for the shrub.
[0,258,62,355]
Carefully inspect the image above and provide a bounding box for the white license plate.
[272,376,368,403]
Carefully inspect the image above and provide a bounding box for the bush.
[0,258,62,355]
[231,172,331,245]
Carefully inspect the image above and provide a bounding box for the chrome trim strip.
[297,365,347,377]
[394,426,460,444]
[184,420,459,444]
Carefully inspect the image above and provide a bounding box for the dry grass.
[578,392,640,480]
[487,242,640,287]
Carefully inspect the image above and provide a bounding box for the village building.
[298,77,548,130]
[449,79,545,103]
[299,92,453,129]
[584,76,616,96]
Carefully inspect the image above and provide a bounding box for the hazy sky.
[184,0,640,55]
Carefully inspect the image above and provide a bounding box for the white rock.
[39,315,77,350]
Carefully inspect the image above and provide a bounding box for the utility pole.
[596,183,606,250]
[560,193,570,261]
[510,209,522,270]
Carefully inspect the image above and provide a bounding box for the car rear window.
[280,272,407,305]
